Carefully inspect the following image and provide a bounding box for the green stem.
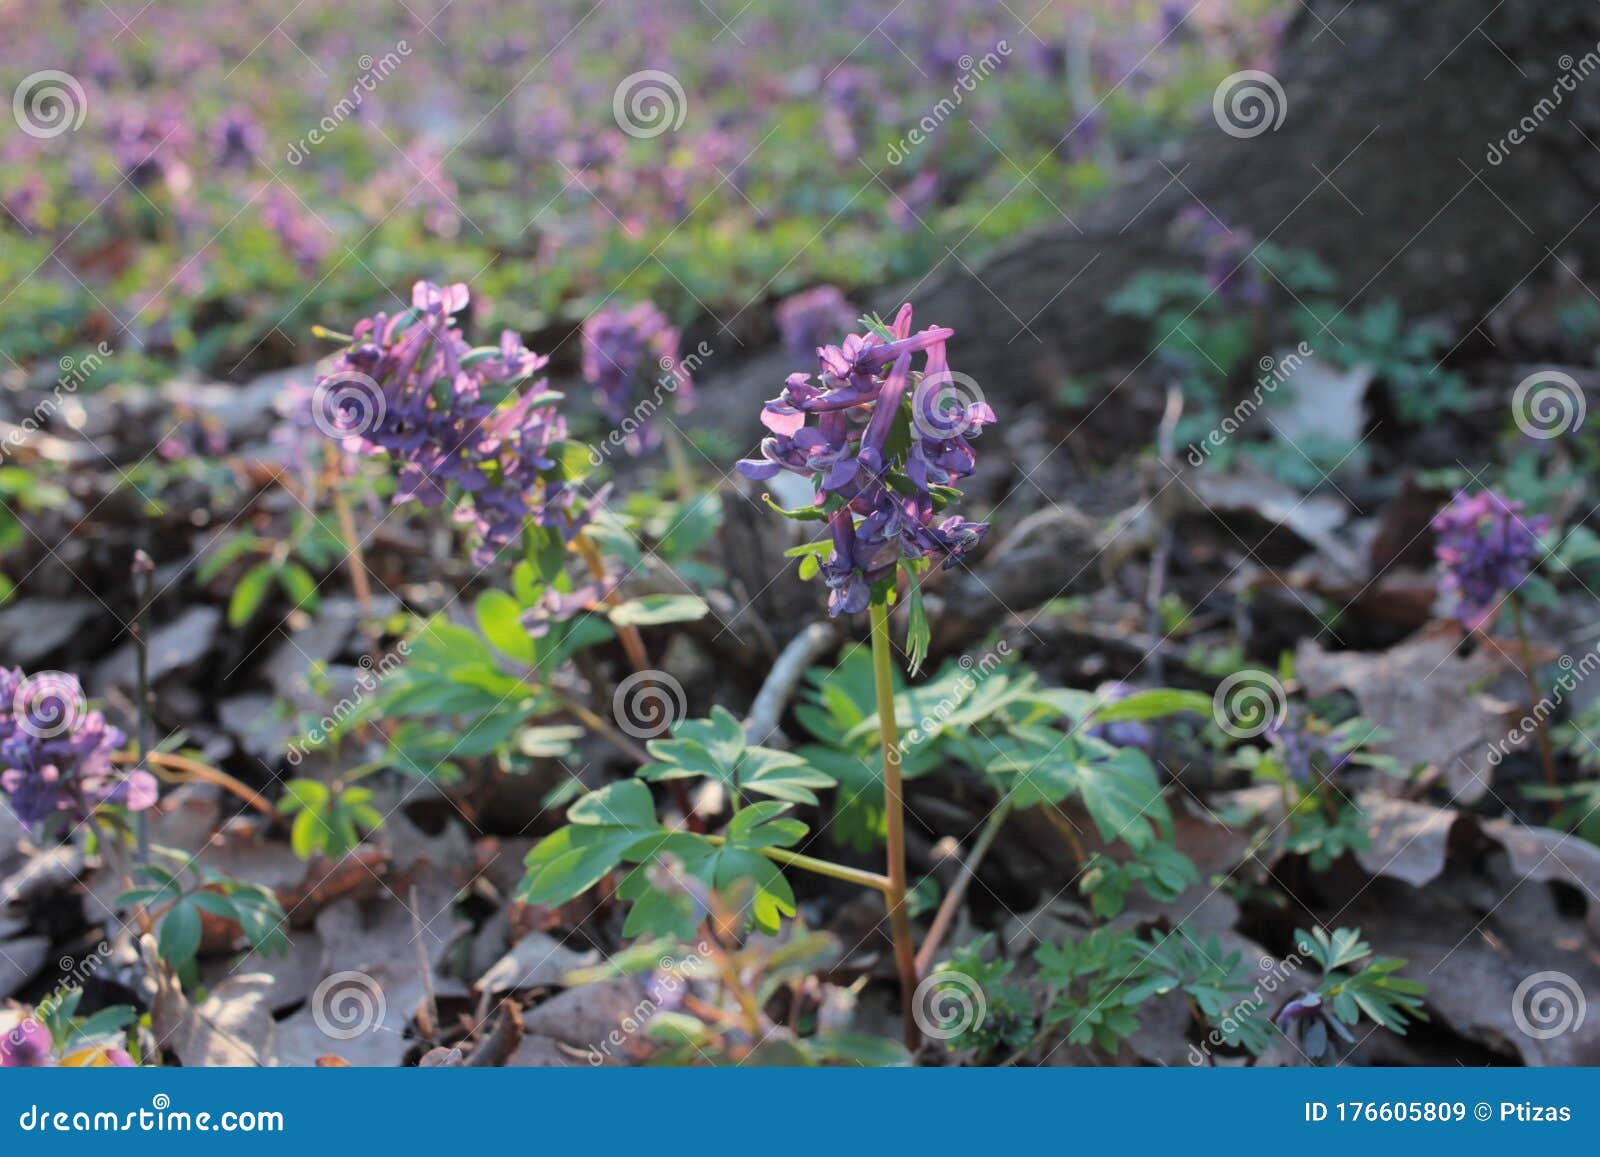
[1509,595,1559,788]
[870,599,921,1051]
[701,835,891,893]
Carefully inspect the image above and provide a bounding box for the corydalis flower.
[738,304,993,617]
[580,302,692,452]
[0,669,153,830]
[1274,992,1353,1061]
[1431,489,1548,630]
[312,281,569,565]
[1265,707,1349,784]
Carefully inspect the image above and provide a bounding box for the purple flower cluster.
[0,669,153,830]
[738,304,993,616]
[1431,489,1548,630]
[313,281,571,565]
[580,302,692,451]
[774,286,858,362]
[1265,708,1349,784]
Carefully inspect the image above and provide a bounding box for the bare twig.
[742,621,837,744]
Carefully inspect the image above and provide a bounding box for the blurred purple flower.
[1086,681,1154,750]
[0,668,151,830]
[581,302,691,453]
[312,281,571,565]
[1265,707,1348,784]
[775,286,858,363]
[739,303,992,617]
[0,1018,52,1067]
[1431,489,1547,630]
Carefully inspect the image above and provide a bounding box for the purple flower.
[775,286,858,363]
[1274,992,1353,1061]
[0,1018,53,1067]
[210,108,263,169]
[1431,489,1548,630]
[739,304,992,617]
[580,302,692,452]
[1265,708,1349,784]
[312,281,570,565]
[1174,206,1267,308]
[1086,681,1154,750]
[0,669,151,831]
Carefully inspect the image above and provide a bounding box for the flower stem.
[117,750,276,821]
[701,834,892,893]
[915,799,1011,976]
[131,551,154,864]
[869,599,921,1051]
[572,530,651,674]
[1509,595,1559,788]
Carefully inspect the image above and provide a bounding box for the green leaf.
[607,594,709,628]
[227,563,275,628]
[158,899,203,967]
[642,707,836,804]
[901,563,930,676]
[475,589,535,662]
[1091,689,1211,723]
[277,563,320,610]
[519,781,671,907]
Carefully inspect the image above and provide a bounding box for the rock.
[94,605,221,693]
[0,598,99,665]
